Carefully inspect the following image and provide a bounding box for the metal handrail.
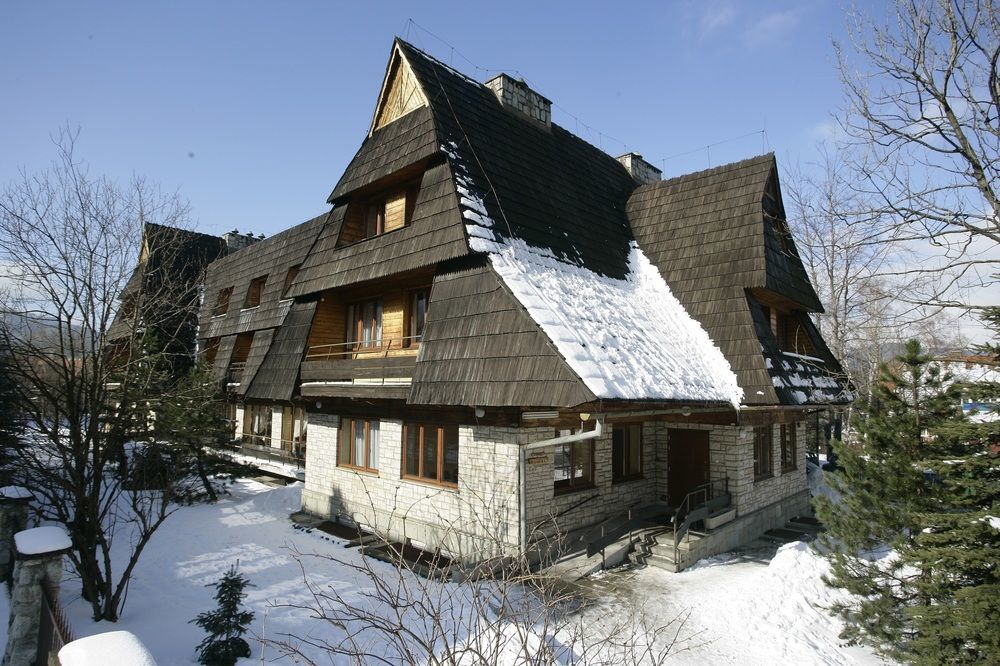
[305,336,423,361]
[672,477,730,563]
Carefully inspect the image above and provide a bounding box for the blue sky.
[1,0,862,238]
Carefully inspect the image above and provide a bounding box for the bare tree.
[836,0,999,313]
[263,480,698,664]
[0,129,205,621]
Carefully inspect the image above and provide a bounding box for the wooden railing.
[305,336,422,361]
[232,436,306,469]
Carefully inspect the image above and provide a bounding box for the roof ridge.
[653,153,775,188]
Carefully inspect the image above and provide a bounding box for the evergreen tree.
[153,362,250,503]
[815,337,1000,662]
[192,563,255,666]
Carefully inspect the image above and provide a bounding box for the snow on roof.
[59,631,158,666]
[941,361,1000,385]
[445,141,743,406]
[768,352,852,405]
[0,486,33,500]
[14,526,71,556]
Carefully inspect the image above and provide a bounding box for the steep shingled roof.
[628,156,849,405]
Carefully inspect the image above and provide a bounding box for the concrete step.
[640,551,679,573]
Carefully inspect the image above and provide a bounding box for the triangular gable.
[370,43,429,135]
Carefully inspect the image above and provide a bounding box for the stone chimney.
[617,153,662,185]
[485,74,551,129]
[222,229,262,253]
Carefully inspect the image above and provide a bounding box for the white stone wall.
[523,422,658,540]
[234,404,245,438]
[726,421,808,516]
[301,412,523,560]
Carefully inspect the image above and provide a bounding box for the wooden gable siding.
[209,335,237,381]
[408,261,594,408]
[329,105,439,202]
[373,51,428,131]
[626,156,778,404]
[198,213,327,340]
[288,161,468,297]
[235,328,275,395]
[244,301,317,402]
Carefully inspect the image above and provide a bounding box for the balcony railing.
[305,336,422,361]
[236,437,305,469]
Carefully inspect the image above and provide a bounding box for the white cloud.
[744,8,804,46]
[699,1,737,37]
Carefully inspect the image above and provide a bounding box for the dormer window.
[244,276,266,309]
[213,287,233,316]
[339,181,420,246]
[282,265,300,299]
[764,185,793,255]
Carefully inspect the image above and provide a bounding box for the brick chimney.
[485,74,551,129]
[222,229,262,253]
[617,153,662,185]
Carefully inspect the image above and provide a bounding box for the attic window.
[244,276,266,308]
[339,182,420,246]
[282,265,300,299]
[213,287,233,316]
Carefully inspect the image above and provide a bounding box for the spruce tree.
[153,362,250,503]
[815,337,1000,663]
[192,563,255,666]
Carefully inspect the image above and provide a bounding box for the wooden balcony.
[300,337,418,399]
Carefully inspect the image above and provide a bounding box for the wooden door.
[667,429,710,507]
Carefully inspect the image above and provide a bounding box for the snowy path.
[57,480,887,664]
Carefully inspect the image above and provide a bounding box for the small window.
[365,202,385,238]
[203,337,221,364]
[403,423,459,486]
[213,287,233,316]
[780,423,797,472]
[346,299,383,349]
[408,288,429,346]
[338,417,379,472]
[754,426,773,480]
[340,182,421,246]
[554,430,593,493]
[612,424,643,481]
[281,265,301,298]
[244,276,267,308]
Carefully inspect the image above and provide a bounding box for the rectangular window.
[346,299,383,349]
[554,430,594,492]
[780,423,797,472]
[612,423,643,481]
[365,202,385,238]
[213,287,233,316]
[244,276,267,308]
[242,404,271,448]
[754,426,773,480]
[337,417,379,471]
[402,423,459,486]
[408,288,429,346]
[281,264,301,298]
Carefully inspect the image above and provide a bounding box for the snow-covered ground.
[57,479,885,664]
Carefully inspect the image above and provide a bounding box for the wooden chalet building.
[196,39,851,570]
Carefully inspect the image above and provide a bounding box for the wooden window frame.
[753,426,774,481]
[612,423,643,483]
[213,287,233,316]
[780,423,797,472]
[553,432,595,494]
[242,404,271,448]
[401,423,459,487]
[244,276,267,309]
[406,287,431,347]
[337,417,379,473]
[364,201,386,238]
[345,298,384,350]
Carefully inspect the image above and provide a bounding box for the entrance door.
[667,429,710,507]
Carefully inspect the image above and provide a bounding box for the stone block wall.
[726,421,808,516]
[270,405,284,448]
[524,422,659,541]
[301,412,523,560]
